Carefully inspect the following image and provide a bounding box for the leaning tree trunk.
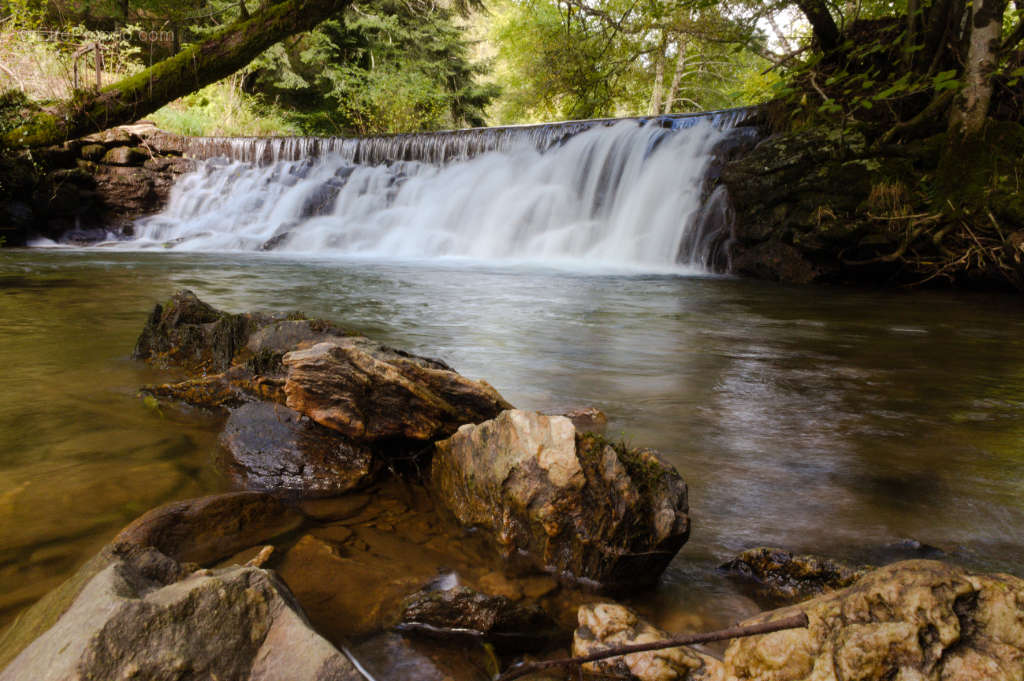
[948,0,1006,138]
[2,0,350,148]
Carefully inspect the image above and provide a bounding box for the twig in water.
[495,612,809,681]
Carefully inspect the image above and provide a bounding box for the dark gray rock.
[220,402,378,498]
[399,584,557,648]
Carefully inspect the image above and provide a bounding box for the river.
[2,248,1023,634]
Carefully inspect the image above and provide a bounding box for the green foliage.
[149,78,301,137]
[248,0,497,134]
[487,0,776,123]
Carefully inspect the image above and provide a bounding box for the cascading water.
[126,112,756,270]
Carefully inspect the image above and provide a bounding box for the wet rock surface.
[399,583,557,648]
[724,560,1024,681]
[0,544,360,681]
[219,402,378,498]
[573,602,723,681]
[431,409,690,588]
[113,491,303,566]
[281,338,512,443]
[720,547,870,603]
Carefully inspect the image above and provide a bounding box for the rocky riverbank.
[2,291,1022,680]
[0,123,191,246]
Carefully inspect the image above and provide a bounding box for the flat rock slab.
[282,339,512,443]
[219,401,378,498]
[432,410,690,589]
[0,544,360,681]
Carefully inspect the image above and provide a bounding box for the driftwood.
[496,612,810,681]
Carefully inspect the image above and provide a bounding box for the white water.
[127,119,735,270]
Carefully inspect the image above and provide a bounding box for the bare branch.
[496,613,810,681]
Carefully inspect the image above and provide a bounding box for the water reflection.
[1,250,1023,632]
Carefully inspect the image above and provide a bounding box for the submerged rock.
[113,491,303,565]
[573,602,722,681]
[0,544,360,681]
[724,560,1024,681]
[720,547,869,602]
[282,339,512,444]
[399,584,557,647]
[431,410,690,589]
[219,401,378,498]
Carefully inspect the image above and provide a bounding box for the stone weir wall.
[182,107,757,166]
[0,123,193,246]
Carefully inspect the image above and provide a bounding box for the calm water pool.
[2,249,1023,631]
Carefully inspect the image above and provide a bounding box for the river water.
[2,248,1023,633]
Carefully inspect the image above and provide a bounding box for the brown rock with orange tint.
[281,339,512,443]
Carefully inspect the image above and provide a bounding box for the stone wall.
[0,123,193,246]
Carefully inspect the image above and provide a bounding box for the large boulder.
[0,493,302,670]
[0,544,360,681]
[281,339,512,443]
[219,402,378,498]
[573,602,723,681]
[724,560,1024,681]
[431,410,690,589]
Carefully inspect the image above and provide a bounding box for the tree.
[1,0,352,147]
[248,0,497,134]
[488,0,775,122]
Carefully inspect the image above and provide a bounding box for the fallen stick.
[495,612,809,681]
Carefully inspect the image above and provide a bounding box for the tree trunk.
[648,33,667,116]
[663,38,687,114]
[794,0,841,52]
[949,0,1006,138]
[2,0,350,148]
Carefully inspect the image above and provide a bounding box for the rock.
[79,143,107,162]
[282,339,512,443]
[102,145,150,166]
[244,318,350,374]
[82,127,139,147]
[113,491,304,565]
[399,584,557,647]
[720,547,869,602]
[141,374,250,411]
[144,155,195,174]
[0,544,360,681]
[132,289,268,372]
[723,560,1024,681]
[431,410,690,588]
[347,632,496,681]
[573,602,723,681]
[730,240,822,285]
[219,401,378,498]
[558,406,608,432]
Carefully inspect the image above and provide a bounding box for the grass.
[148,76,302,137]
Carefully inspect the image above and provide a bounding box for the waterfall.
[127,111,757,271]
